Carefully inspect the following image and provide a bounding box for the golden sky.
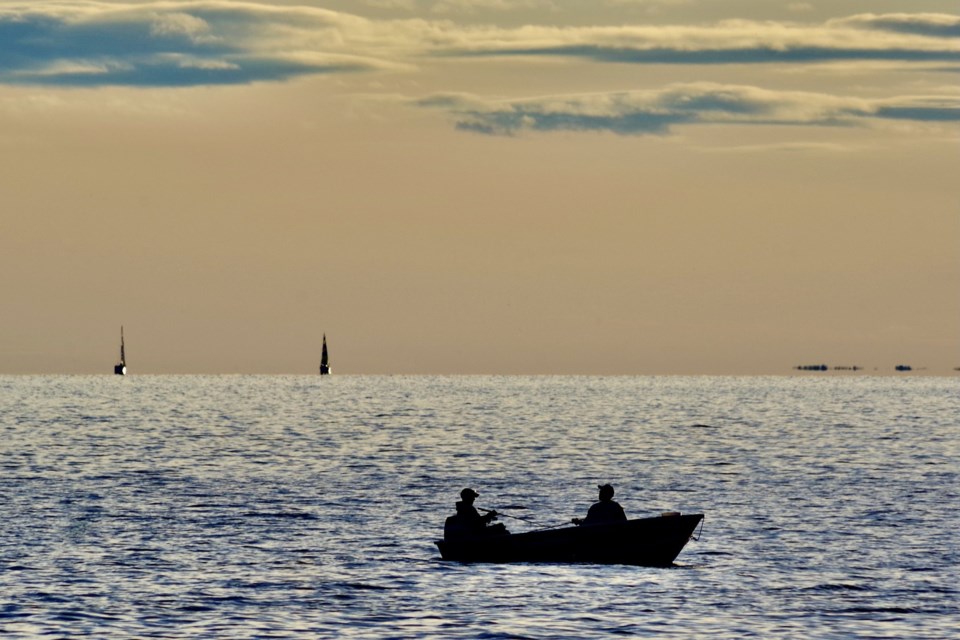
[1,1,958,374]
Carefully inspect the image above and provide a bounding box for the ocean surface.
[1,375,957,638]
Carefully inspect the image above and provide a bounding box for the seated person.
[572,484,628,526]
[444,488,508,538]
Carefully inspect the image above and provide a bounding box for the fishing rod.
[477,507,537,525]
[480,507,579,532]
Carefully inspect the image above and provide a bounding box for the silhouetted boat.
[319,334,331,375]
[113,326,127,376]
[436,513,703,566]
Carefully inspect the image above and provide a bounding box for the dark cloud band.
[452,45,960,65]
[419,85,960,136]
[0,2,382,87]
[1,3,958,88]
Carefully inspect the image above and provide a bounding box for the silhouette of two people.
[572,484,627,526]
[444,484,628,540]
[444,488,508,539]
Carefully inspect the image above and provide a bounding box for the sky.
[1,0,958,375]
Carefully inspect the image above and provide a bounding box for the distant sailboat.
[319,334,331,375]
[114,326,127,376]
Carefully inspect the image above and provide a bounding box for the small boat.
[319,333,331,375]
[436,512,703,566]
[113,326,127,376]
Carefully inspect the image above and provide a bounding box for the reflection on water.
[1,375,957,638]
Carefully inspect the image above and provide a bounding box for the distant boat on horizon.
[114,326,127,376]
[319,333,331,375]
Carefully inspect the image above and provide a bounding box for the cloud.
[704,142,859,154]
[829,13,960,38]
[431,14,960,65]
[1,4,958,88]
[416,84,960,136]
[0,1,404,87]
[430,0,555,14]
[874,98,960,122]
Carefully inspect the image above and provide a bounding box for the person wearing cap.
[572,484,627,526]
[443,488,504,539]
[456,488,498,531]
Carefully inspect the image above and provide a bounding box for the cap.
[460,488,480,499]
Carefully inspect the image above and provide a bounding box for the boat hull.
[436,513,703,566]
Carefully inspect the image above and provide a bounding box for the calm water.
[1,375,957,638]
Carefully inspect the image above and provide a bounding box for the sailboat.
[319,333,331,375]
[114,326,127,376]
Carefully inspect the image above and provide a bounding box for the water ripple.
[1,375,957,638]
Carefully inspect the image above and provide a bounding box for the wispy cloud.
[431,13,960,65]
[0,1,404,87]
[828,13,960,38]
[1,3,958,88]
[416,84,960,136]
[430,0,555,14]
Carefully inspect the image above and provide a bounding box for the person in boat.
[444,488,507,538]
[572,484,628,526]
